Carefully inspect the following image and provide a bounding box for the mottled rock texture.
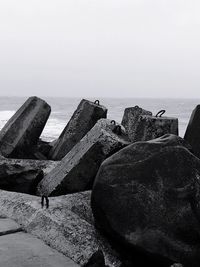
[121,106,152,142]
[49,99,107,160]
[92,134,200,267]
[0,96,51,159]
[137,114,178,141]
[37,119,129,197]
[122,106,178,142]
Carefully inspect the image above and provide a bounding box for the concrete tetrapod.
[49,99,107,160]
[37,119,129,196]
[0,96,51,158]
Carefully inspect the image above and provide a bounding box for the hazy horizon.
[1,1,200,98]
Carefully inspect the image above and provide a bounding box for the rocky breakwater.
[1,96,200,266]
[91,134,200,266]
[37,119,129,196]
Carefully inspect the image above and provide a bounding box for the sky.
[0,0,200,98]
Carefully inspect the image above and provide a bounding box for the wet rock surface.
[37,119,129,196]
[0,96,51,159]
[49,99,107,160]
[91,134,200,266]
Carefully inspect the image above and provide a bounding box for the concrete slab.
[0,218,22,236]
[0,232,79,267]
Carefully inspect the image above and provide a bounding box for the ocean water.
[0,97,199,142]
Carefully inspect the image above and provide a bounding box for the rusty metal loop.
[94,100,100,105]
[111,120,116,125]
[155,110,166,117]
[41,196,49,209]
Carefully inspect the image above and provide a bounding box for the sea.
[0,97,199,142]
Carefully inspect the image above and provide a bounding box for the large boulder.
[91,134,200,266]
[184,105,200,158]
[121,106,152,142]
[0,190,121,266]
[0,96,51,159]
[37,119,129,197]
[49,99,107,160]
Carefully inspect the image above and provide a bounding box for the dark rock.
[184,105,200,158]
[49,99,107,160]
[37,119,129,196]
[91,134,200,267]
[83,250,108,267]
[0,163,43,194]
[0,158,58,175]
[28,139,55,160]
[0,96,51,159]
[121,106,152,142]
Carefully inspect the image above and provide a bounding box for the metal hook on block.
[41,196,49,209]
[155,110,166,117]
[94,100,100,105]
[111,120,116,125]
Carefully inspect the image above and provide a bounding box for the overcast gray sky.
[0,0,200,98]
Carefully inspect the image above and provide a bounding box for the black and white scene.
[1,1,200,266]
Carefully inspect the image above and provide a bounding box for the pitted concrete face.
[37,118,129,197]
[49,99,108,160]
[121,105,152,142]
[0,96,51,158]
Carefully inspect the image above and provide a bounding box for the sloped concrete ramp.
[0,218,78,267]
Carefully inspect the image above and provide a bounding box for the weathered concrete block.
[0,190,121,266]
[133,113,178,142]
[184,105,200,158]
[37,119,129,196]
[49,99,107,160]
[0,96,51,158]
[121,105,152,142]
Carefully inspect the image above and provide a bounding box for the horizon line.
[0,95,200,100]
